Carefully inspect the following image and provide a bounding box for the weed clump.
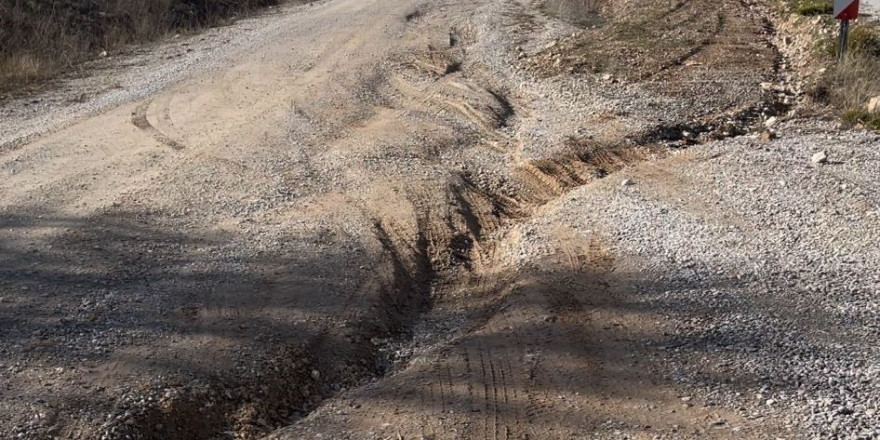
[788,0,833,16]
[847,25,880,57]
[842,106,880,130]
[786,0,880,130]
[813,55,880,129]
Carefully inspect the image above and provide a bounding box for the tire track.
[131,100,185,150]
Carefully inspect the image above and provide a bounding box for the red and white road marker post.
[835,0,860,61]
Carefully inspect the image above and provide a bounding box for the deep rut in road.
[264,0,791,437]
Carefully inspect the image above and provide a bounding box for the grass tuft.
[812,54,880,128]
[842,107,880,129]
[847,25,880,57]
[789,0,833,16]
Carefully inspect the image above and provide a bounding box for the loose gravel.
[508,120,880,439]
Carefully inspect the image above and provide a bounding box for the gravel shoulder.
[531,122,880,439]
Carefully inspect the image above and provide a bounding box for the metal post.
[839,19,851,62]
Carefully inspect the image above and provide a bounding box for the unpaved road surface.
[2,0,880,439]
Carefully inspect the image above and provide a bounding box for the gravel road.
[1,0,879,439]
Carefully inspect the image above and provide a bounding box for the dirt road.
[2,0,879,439]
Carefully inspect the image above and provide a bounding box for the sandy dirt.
[2,0,878,439]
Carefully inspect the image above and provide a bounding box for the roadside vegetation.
[787,0,833,16]
[0,0,281,95]
[784,0,880,129]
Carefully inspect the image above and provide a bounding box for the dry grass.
[780,0,880,130]
[0,0,282,95]
[814,26,880,129]
[786,0,833,16]
[842,106,880,129]
[816,56,880,129]
[847,25,880,57]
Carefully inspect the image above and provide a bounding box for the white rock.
[764,116,778,128]
[811,151,828,164]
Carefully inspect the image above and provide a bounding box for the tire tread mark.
[131,100,185,150]
[488,348,499,440]
[478,347,490,439]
